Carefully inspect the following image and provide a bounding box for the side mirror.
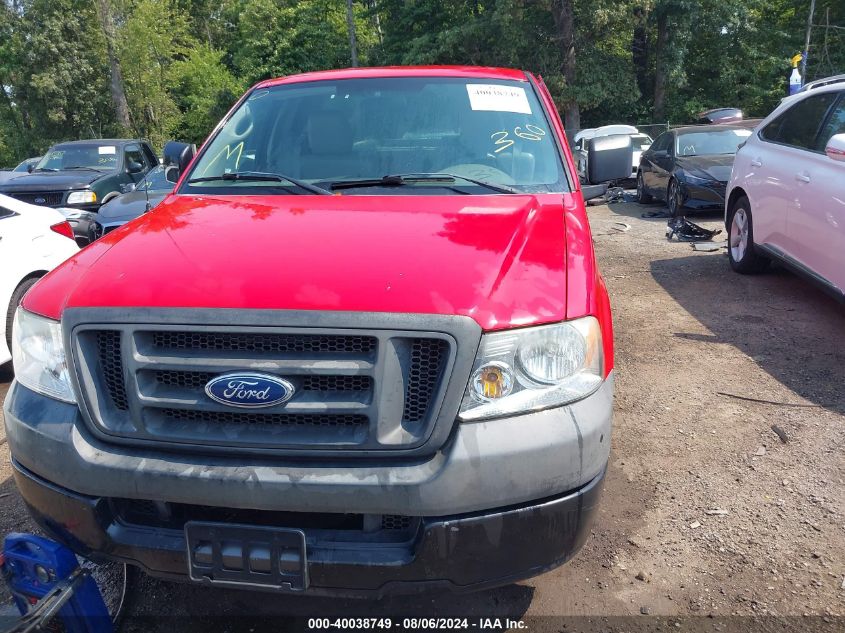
[586,134,634,184]
[162,141,196,183]
[127,160,144,174]
[652,149,669,159]
[825,133,845,162]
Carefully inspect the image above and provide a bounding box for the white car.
[725,78,845,300]
[574,125,653,183]
[0,193,78,365]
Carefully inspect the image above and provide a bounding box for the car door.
[786,91,845,291]
[641,131,672,198]
[753,91,839,258]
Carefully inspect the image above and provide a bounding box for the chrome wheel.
[730,207,749,262]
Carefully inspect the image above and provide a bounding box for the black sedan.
[93,165,173,239]
[636,125,752,217]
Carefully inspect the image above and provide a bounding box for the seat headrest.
[307,111,354,155]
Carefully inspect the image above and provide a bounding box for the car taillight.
[50,221,74,240]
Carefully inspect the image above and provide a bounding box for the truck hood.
[0,170,101,192]
[25,193,579,331]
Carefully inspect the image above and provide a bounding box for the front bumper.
[4,375,612,516]
[681,181,727,209]
[4,373,612,594]
[11,458,605,596]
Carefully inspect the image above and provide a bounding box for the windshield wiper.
[63,166,104,172]
[330,173,518,194]
[187,171,331,195]
[34,167,58,172]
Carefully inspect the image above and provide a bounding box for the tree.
[95,0,132,132]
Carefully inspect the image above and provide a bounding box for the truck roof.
[50,139,145,147]
[256,65,529,89]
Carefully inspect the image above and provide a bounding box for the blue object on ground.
[1,533,112,633]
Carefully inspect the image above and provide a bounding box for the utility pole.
[801,0,816,79]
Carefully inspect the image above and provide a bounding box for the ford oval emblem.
[204,372,294,409]
[33,197,46,205]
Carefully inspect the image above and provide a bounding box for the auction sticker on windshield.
[466,84,531,114]
[98,146,116,155]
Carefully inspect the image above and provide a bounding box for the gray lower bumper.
[3,373,612,516]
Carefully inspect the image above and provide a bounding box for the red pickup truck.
[5,66,628,596]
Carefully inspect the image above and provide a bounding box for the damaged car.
[636,125,751,217]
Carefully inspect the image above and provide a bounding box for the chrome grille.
[68,314,475,456]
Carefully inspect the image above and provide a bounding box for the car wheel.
[667,179,683,218]
[636,172,653,203]
[727,197,769,274]
[5,277,40,351]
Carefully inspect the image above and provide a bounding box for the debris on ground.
[691,240,727,252]
[666,217,722,242]
[716,391,824,408]
[771,424,789,443]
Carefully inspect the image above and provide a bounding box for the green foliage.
[168,45,244,145]
[0,0,843,166]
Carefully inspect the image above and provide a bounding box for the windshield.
[631,134,653,150]
[183,77,567,195]
[35,144,118,171]
[137,165,172,192]
[676,128,751,156]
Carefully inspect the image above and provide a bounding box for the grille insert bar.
[96,331,128,410]
[149,331,376,355]
[154,370,372,392]
[160,408,368,428]
[403,338,448,423]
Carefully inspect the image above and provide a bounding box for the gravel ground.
[0,199,843,631]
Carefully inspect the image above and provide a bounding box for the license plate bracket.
[185,521,308,591]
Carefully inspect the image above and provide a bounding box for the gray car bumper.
[4,373,612,516]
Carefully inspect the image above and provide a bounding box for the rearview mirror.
[162,141,197,183]
[825,133,845,162]
[586,134,634,184]
[27,164,34,173]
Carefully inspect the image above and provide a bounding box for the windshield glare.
[184,77,567,194]
[36,145,117,171]
[676,129,751,156]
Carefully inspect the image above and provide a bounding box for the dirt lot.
[1,200,843,631]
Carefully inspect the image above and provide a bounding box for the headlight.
[66,190,97,205]
[11,309,76,403]
[683,174,716,186]
[459,316,604,421]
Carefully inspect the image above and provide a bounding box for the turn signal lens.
[471,363,514,401]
